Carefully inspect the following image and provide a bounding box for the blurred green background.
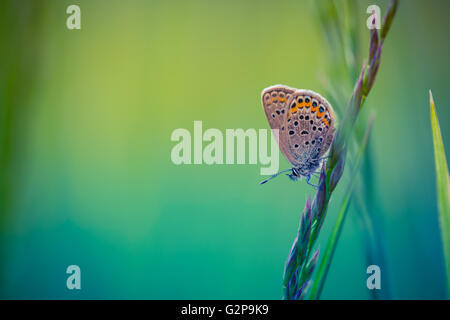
[0,0,449,299]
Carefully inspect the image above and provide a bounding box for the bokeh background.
[0,0,449,299]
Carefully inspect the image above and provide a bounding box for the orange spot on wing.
[322,118,329,127]
[311,105,319,112]
[298,102,305,108]
[279,98,286,102]
[317,111,325,118]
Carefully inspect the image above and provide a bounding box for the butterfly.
[260,85,336,186]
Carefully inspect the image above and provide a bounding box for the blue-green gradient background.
[1,0,449,299]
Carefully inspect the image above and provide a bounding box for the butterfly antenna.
[260,169,292,185]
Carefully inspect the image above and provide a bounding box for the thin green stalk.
[316,0,393,299]
[282,0,398,300]
[309,114,375,299]
[0,0,46,290]
[429,90,450,297]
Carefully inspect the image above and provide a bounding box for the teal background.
[0,0,449,299]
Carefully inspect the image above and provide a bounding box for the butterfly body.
[261,85,336,185]
[289,160,321,180]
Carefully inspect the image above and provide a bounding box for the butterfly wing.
[262,85,336,169]
[261,85,298,165]
[284,89,336,167]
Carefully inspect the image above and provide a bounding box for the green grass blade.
[430,90,450,297]
[309,114,375,300]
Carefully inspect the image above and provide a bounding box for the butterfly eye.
[305,116,309,120]
[294,144,299,148]
[312,101,317,107]
[299,115,304,120]
[289,130,295,135]
[319,106,324,113]
[297,97,303,103]
[305,97,310,103]
[294,121,298,126]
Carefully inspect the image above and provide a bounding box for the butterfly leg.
[318,155,331,161]
[305,175,319,189]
